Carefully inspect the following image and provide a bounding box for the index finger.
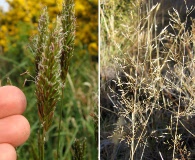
[0,86,27,119]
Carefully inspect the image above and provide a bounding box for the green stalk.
[57,87,64,159]
[39,128,45,160]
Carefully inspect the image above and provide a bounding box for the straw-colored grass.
[101,0,195,159]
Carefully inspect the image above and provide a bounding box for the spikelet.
[34,8,63,132]
[72,138,87,160]
[60,0,76,84]
[31,7,50,75]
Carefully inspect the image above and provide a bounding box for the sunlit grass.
[100,0,195,159]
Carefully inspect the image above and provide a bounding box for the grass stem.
[39,127,45,160]
[57,86,64,159]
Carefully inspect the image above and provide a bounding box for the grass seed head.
[33,7,50,75]
[60,0,76,84]
[35,8,63,132]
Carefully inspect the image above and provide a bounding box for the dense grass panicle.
[61,0,76,83]
[32,7,63,133]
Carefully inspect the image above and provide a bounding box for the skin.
[0,86,30,160]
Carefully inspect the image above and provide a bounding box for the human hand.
[0,86,30,160]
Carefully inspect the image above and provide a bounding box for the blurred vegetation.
[0,0,98,159]
[0,0,98,56]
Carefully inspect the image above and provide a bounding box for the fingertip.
[12,115,31,147]
[0,143,17,160]
[0,85,27,118]
[0,115,31,147]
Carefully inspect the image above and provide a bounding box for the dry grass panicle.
[101,0,195,159]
